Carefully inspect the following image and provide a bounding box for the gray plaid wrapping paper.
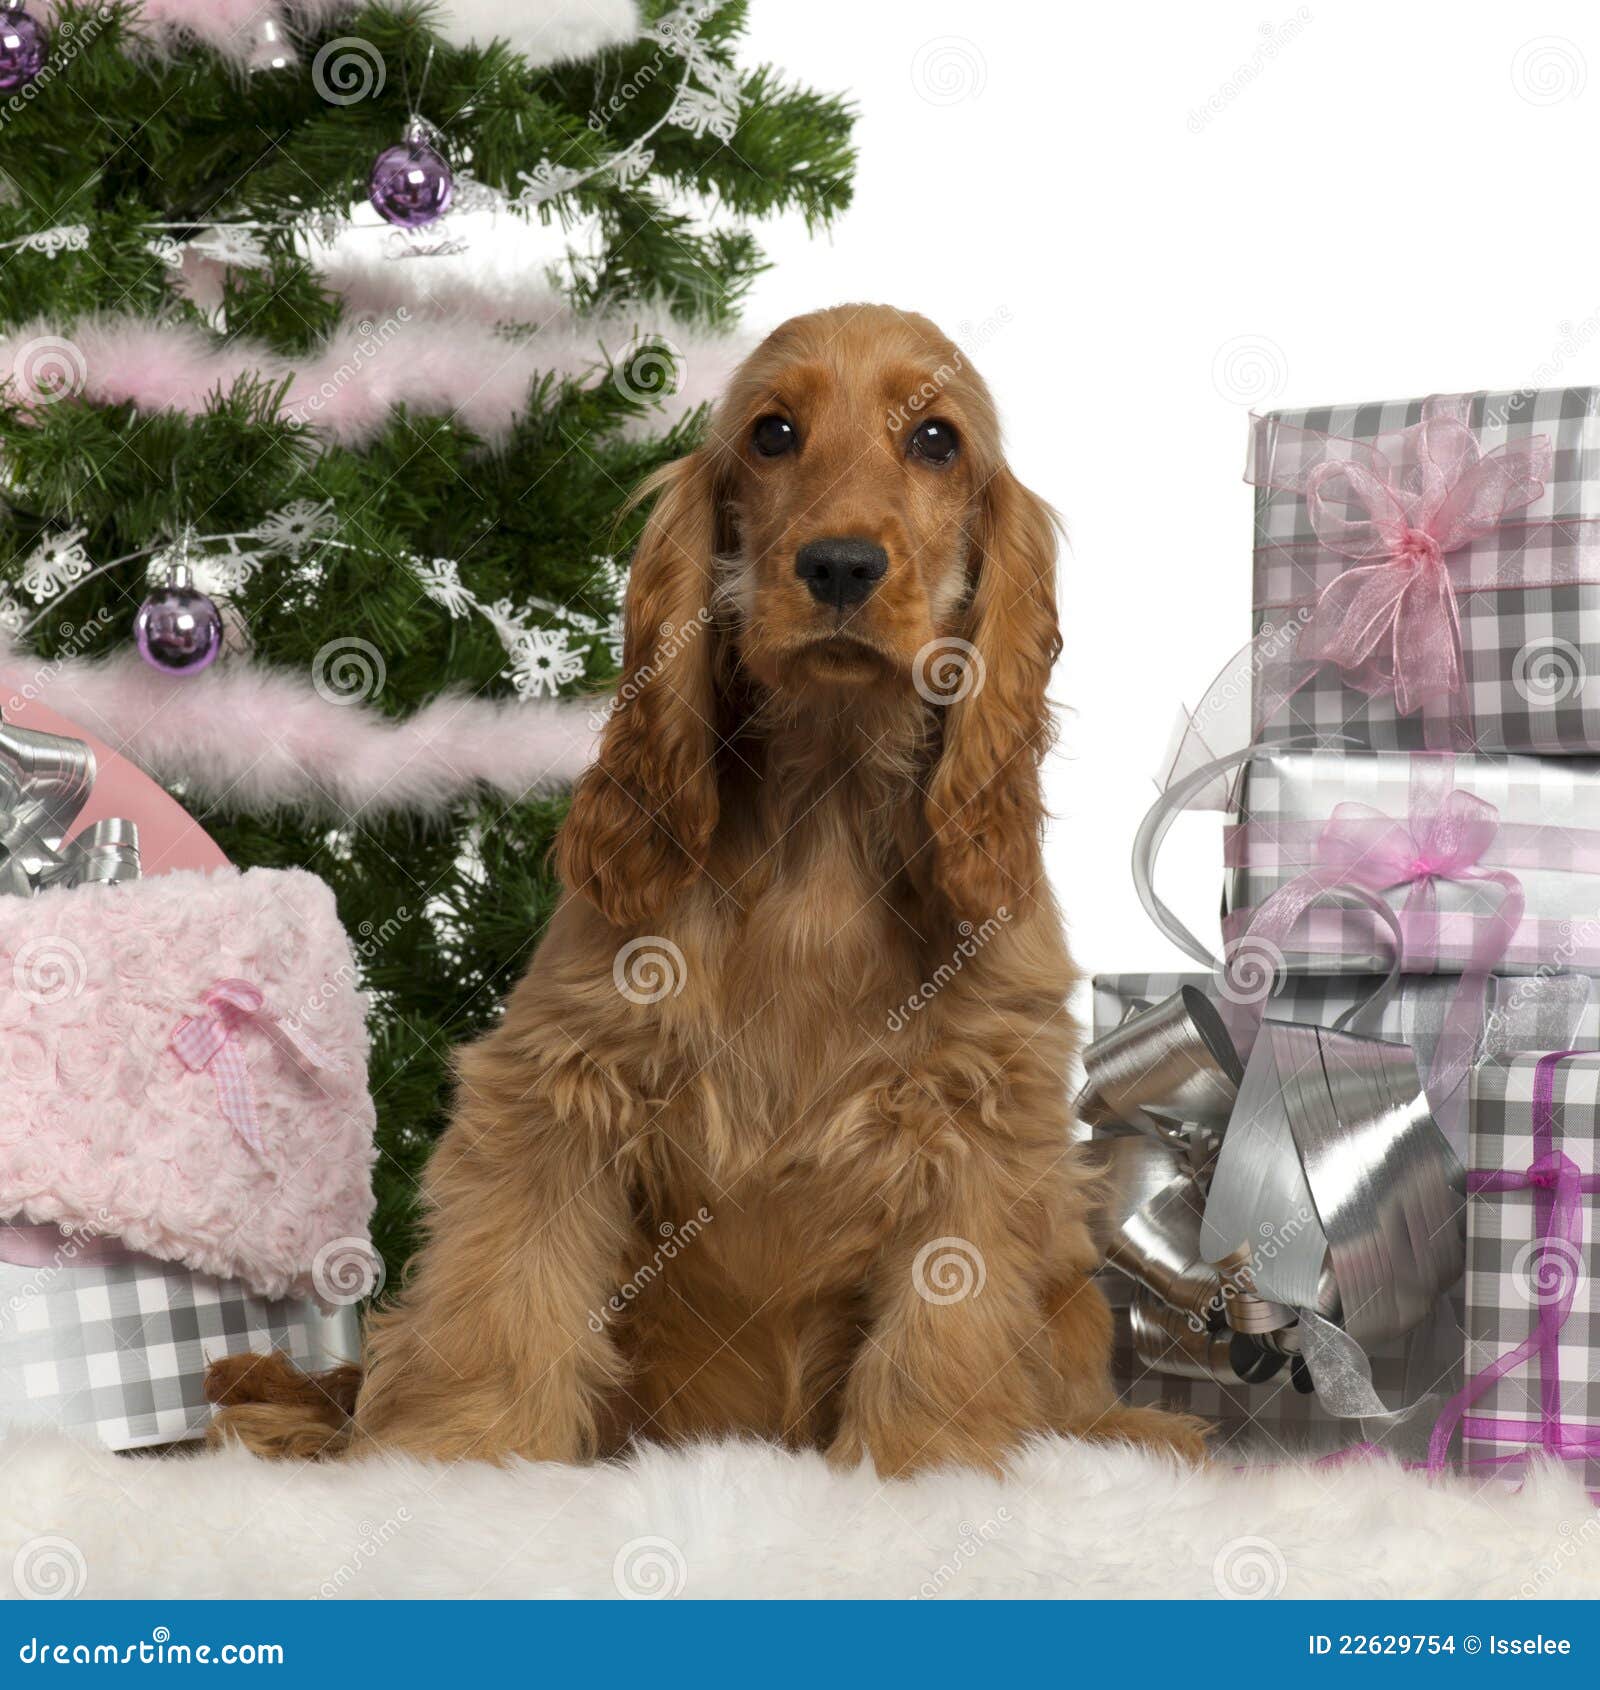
[1251,387,1600,754]
[1461,1055,1600,1489]
[1089,972,1600,1455]
[1223,749,1600,975]
[0,1248,358,1449]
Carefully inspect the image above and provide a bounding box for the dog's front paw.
[1079,1404,1211,1465]
[826,1417,1012,1480]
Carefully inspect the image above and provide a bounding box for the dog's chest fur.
[627,744,962,1252]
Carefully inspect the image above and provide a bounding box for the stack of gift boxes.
[1089,387,1600,1483]
[0,703,378,1450]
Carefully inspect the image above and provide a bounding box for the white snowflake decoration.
[514,159,589,207]
[510,2,741,213]
[449,171,504,215]
[11,223,90,259]
[404,560,607,698]
[668,85,739,143]
[412,556,475,619]
[20,528,92,605]
[189,225,271,270]
[506,628,586,699]
[144,235,185,269]
[608,145,654,189]
[252,500,337,559]
[190,538,260,596]
[0,592,27,637]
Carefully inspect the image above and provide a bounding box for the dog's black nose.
[794,537,889,610]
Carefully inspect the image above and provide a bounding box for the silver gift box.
[1224,750,1600,976]
[1086,971,1600,1456]
[0,1248,359,1451]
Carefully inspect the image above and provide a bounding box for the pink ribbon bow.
[1266,396,1551,732]
[171,978,342,1156]
[1239,762,1525,1136]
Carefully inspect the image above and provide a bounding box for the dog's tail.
[204,1352,362,1460]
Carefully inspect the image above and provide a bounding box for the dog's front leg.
[828,1203,1052,1479]
[350,1035,636,1466]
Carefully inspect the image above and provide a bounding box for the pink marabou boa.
[0,311,736,449]
[0,638,599,819]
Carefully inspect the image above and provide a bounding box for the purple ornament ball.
[0,8,45,92]
[135,583,223,676]
[368,140,454,230]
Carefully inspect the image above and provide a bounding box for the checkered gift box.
[1088,971,1600,1454]
[1223,749,1600,975]
[0,1245,357,1449]
[1449,1053,1600,1487]
[1251,387,1600,754]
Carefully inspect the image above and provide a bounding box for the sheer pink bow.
[171,978,343,1156]
[1239,770,1524,1120]
[1277,397,1551,718]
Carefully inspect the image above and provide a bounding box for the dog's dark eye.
[752,415,798,457]
[908,419,958,465]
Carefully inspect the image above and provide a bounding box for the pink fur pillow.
[0,867,376,1301]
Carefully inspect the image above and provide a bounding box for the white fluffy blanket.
[3,1424,1599,1600]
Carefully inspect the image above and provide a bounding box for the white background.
[737,0,1600,992]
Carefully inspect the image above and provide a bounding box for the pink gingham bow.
[1265,396,1552,724]
[171,978,342,1156]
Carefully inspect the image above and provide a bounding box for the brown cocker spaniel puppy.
[209,304,1206,1476]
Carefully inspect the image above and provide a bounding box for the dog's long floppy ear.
[925,467,1062,922]
[558,451,722,927]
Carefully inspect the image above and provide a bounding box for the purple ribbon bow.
[1430,1051,1600,1474]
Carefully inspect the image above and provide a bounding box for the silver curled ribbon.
[1084,991,1467,1419]
[0,713,141,897]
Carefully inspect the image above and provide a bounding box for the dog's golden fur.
[208,304,1205,1475]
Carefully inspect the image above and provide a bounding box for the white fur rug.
[3,1423,1598,1600]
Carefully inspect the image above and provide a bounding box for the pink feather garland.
[0,637,600,819]
[0,311,739,448]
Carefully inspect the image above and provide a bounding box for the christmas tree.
[0,0,854,1278]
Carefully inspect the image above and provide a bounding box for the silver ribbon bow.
[0,714,141,897]
[1084,992,1466,1418]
